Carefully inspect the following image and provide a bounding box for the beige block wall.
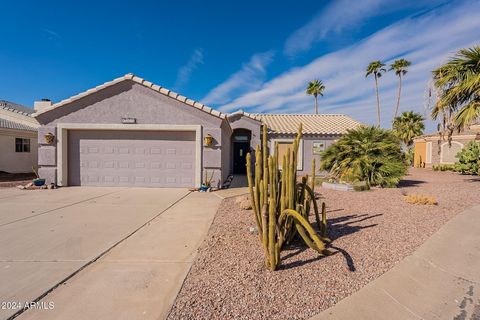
[0,129,38,173]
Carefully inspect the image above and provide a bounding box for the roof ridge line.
[32,73,226,120]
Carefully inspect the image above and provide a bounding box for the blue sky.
[1,0,479,131]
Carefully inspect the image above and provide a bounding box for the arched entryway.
[231,128,252,174]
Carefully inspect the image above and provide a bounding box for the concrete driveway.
[0,187,220,320]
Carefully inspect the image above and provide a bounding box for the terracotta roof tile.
[0,100,35,116]
[254,114,362,135]
[0,118,37,131]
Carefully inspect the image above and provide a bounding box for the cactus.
[246,124,330,270]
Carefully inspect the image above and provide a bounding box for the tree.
[306,79,325,114]
[366,61,387,127]
[320,126,407,187]
[432,46,480,129]
[392,111,425,146]
[390,59,412,120]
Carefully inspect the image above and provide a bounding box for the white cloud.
[202,51,274,105]
[174,48,204,89]
[283,0,445,57]
[216,1,480,131]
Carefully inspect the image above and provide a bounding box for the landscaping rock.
[168,168,480,320]
[248,226,258,234]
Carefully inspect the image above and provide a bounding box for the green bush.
[432,164,456,171]
[454,141,480,175]
[320,126,407,187]
[404,147,414,167]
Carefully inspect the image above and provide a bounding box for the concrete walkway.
[4,190,221,320]
[312,204,480,320]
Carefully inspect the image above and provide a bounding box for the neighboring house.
[33,74,361,188]
[0,100,39,173]
[413,125,480,167]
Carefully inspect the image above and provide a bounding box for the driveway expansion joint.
[0,188,125,228]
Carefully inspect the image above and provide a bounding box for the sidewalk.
[312,204,480,320]
[18,192,222,320]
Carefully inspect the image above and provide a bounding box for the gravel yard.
[168,169,480,320]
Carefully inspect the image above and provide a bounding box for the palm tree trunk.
[375,75,381,127]
[314,95,318,114]
[394,74,402,119]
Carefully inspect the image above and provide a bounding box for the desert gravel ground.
[168,169,480,320]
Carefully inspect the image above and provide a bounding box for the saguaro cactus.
[246,124,330,271]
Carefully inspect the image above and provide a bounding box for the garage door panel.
[68,130,196,187]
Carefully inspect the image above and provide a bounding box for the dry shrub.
[404,194,438,205]
[236,195,252,210]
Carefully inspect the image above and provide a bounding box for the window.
[270,139,303,170]
[15,138,30,153]
[312,141,327,155]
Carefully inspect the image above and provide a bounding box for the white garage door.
[68,130,196,187]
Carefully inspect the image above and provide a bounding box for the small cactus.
[246,124,330,270]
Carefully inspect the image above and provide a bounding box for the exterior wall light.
[44,132,55,144]
[204,134,214,147]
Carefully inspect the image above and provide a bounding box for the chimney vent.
[34,99,53,112]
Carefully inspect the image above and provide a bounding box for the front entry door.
[233,142,249,174]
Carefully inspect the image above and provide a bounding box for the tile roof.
[226,109,261,121]
[254,114,362,135]
[33,73,227,119]
[0,118,37,131]
[0,100,34,116]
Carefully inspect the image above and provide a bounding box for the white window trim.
[269,138,303,171]
[426,141,432,164]
[440,141,463,164]
[56,123,202,187]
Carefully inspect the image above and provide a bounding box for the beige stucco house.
[33,73,361,188]
[413,125,480,167]
[0,100,40,173]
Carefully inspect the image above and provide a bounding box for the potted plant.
[200,170,214,191]
[32,166,46,186]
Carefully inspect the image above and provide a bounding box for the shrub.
[432,164,456,171]
[404,194,438,205]
[320,126,407,187]
[454,141,480,175]
[405,147,414,167]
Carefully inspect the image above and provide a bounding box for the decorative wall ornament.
[44,132,55,144]
[204,134,214,147]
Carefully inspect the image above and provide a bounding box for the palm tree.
[306,79,325,114]
[320,126,406,187]
[392,111,425,146]
[390,59,412,120]
[366,61,387,127]
[432,46,480,129]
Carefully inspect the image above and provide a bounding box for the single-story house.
[33,74,361,188]
[0,100,39,173]
[413,125,480,167]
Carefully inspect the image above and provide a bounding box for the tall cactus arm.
[303,184,330,242]
[261,204,269,263]
[311,159,316,192]
[246,153,262,234]
[304,184,321,230]
[268,197,277,270]
[321,202,329,240]
[279,209,326,253]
